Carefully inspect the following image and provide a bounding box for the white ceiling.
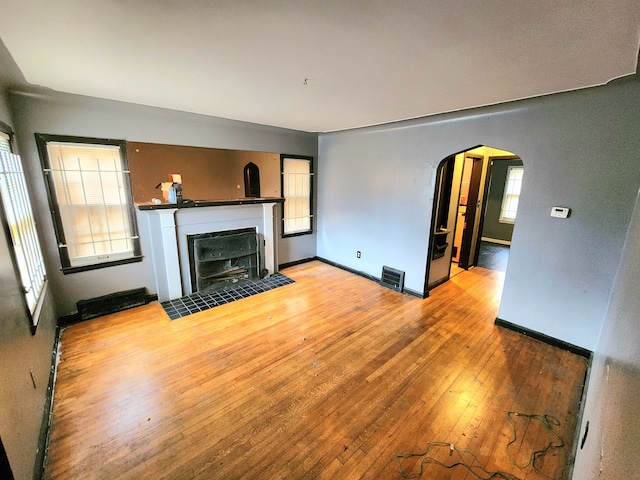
[1,0,638,133]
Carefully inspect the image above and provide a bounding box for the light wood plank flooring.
[44,261,587,479]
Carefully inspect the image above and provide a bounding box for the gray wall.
[0,57,58,480]
[317,79,640,350]
[9,87,318,316]
[572,188,640,479]
[482,158,523,242]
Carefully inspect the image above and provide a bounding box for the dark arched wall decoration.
[244,162,260,197]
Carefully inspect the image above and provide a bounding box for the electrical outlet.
[356,251,361,258]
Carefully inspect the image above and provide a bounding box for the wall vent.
[380,266,405,292]
[77,288,147,320]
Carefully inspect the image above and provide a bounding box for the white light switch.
[551,206,571,218]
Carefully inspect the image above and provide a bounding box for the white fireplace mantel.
[140,201,280,301]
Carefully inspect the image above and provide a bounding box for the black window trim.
[35,133,142,274]
[280,154,314,238]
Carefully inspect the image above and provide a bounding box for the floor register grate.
[380,265,405,292]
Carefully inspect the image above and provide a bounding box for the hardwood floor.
[44,261,587,480]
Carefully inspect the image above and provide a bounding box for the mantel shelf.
[137,197,284,211]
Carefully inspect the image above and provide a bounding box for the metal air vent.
[77,288,147,320]
[380,266,405,292]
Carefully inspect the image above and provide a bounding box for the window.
[499,165,524,223]
[281,155,313,237]
[36,134,141,273]
[0,123,47,331]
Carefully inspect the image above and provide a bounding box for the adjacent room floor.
[451,241,510,279]
[44,261,587,480]
[476,241,510,272]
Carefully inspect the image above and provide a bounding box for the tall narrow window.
[0,125,47,331]
[499,165,524,223]
[281,155,313,237]
[36,134,142,273]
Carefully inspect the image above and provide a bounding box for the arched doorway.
[425,145,524,292]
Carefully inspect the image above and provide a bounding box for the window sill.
[282,230,314,239]
[61,255,143,274]
[29,279,49,335]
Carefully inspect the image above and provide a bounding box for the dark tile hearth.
[161,273,294,320]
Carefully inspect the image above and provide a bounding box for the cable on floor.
[506,411,564,479]
[394,441,521,479]
[394,411,566,479]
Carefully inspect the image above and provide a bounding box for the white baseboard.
[481,236,511,246]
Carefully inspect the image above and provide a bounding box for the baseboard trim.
[481,237,511,246]
[145,293,158,304]
[404,287,426,299]
[314,256,379,282]
[495,318,592,359]
[427,276,449,291]
[278,258,315,269]
[57,312,80,327]
[33,325,62,480]
[314,256,427,299]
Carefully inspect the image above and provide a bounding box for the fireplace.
[187,227,266,292]
[139,200,281,301]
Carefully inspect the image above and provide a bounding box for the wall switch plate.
[551,206,571,218]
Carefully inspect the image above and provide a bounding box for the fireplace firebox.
[187,227,265,292]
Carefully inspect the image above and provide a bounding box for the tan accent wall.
[127,142,280,203]
[229,150,281,198]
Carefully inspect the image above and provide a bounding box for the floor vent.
[380,266,405,292]
[77,288,147,321]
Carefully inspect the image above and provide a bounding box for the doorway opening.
[426,145,524,292]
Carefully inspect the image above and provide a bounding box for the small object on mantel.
[157,182,173,202]
[152,198,162,204]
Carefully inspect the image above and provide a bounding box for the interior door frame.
[458,153,484,269]
[471,155,520,265]
[423,145,482,297]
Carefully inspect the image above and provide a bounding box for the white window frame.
[499,165,524,224]
[0,125,47,332]
[36,134,142,273]
[281,155,313,237]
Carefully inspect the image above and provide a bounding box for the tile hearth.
[161,273,294,320]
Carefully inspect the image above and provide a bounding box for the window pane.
[38,136,141,271]
[0,146,47,324]
[499,166,524,223]
[282,157,312,235]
